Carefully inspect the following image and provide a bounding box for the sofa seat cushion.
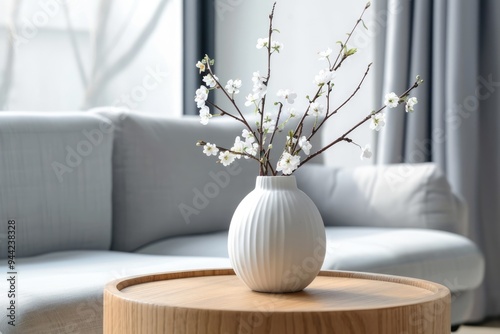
[0,251,230,334]
[136,230,230,257]
[321,227,483,289]
[136,227,484,291]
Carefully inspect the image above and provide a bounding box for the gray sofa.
[0,111,484,333]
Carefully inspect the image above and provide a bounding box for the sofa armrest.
[0,112,114,258]
[295,163,467,235]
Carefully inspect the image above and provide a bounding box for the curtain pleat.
[405,0,431,163]
[377,0,412,163]
[183,0,215,115]
[375,0,500,321]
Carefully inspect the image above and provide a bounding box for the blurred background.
[0,1,499,327]
[0,0,374,168]
[0,0,182,115]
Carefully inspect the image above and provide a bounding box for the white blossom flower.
[202,143,218,156]
[360,144,373,160]
[263,113,273,123]
[256,38,283,52]
[314,68,335,86]
[219,151,236,166]
[276,152,301,175]
[252,71,267,98]
[286,135,298,145]
[252,71,264,85]
[298,136,312,155]
[231,136,246,158]
[276,89,297,104]
[256,38,269,49]
[199,106,212,125]
[245,93,260,107]
[384,92,399,108]
[308,102,324,117]
[405,97,418,113]
[196,61,206,73]
[231,136,259,159]
[262,113,275,133]
[285,107,297,118]
[318,48,332,60]
[253,84,267,98]
[195,85,209,108]
[196,99,205,108]
[202,74,218,88]
[369,112,386,131]
[225,79,242,95]
[195,85,208,100]
[244,142,259,159]
[271,40,284,53]
[192,10,423,177]
[242,129,255,143]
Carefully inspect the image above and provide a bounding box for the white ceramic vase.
[228,176,326,293]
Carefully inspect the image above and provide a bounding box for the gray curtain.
[183,0,215,115]
[374,0,500,322]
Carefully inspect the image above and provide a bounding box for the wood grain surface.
[104,269,450,334]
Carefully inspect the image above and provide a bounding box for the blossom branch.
[267,102,283,154]
[194,2,422,177]
[266,160,276,176]
[308,63,372,141]
[291,85,322,146]
[258,2,277,175]
[299,78,421,167]
[332,2,371,71]
[204,58,262,151]
[196,141,260,162]
[206,62,247,125]
[261,101,284,175]
[205,100,243,122]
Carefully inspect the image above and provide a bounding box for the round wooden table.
[104,268,450,334]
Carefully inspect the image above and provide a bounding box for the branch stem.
[299,79,421,167]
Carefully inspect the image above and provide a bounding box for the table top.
[104,268,451,334]
[113,268,444,312]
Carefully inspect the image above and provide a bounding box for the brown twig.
[196,141,260,162]
[298,78,421,167]
[203,63,263,163]
[258,2,277,175]
[307,63,372,142]
[263,101,283,169]
[204,62,255,136]
[205,100,243,123]
[291,2,370,146]
[332,2,370,71]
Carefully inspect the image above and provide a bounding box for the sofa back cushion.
[295,163,466,235]
[96,111,323,252]
[0,113,113,258]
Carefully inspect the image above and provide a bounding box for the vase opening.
[255,175,297,190]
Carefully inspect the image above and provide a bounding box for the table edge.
[105,268,450,302]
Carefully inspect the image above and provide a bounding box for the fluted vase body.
[228,176,326,293]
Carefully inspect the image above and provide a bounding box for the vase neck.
[255,176,297,190]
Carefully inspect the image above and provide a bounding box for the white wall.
[215,0,375,168]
